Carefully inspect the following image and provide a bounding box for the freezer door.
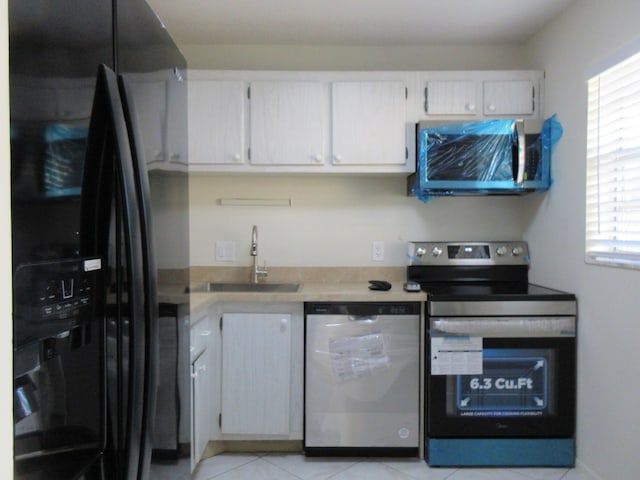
[305,314,420,449]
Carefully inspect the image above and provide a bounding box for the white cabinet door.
[483,80,535,116]
[123,77,166,165]
[165,68,188,169]
[425,80,477,115]
[220,313,292,435]
[56,84,95,120]
[331,81,407,165]
[191,350,209,467]
[189,80,245,165]
[249,81,325,165]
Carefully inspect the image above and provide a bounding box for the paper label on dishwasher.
[329,333,390,383]
[431,336,483,375]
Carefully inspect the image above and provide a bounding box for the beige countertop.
[177,281,427,315]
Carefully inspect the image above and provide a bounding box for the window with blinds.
[586,49,640,268]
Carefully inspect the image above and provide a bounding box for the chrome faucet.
[250,225,268,283]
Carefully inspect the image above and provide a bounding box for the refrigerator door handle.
[118,74,160,480]
[81,64,150,480]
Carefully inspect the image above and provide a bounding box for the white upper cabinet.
[419,71,542,120]
[187,70,543,174]
[10,76,95,122]
[164,68,188,169]
[425,80,477,116]
[331,81,407,166]
[188,79,245,166]
[483,79,535,116]
[124,76,166,165]
[249,81,326,166]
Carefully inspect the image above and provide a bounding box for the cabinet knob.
[280,317,288,331]
[466,103,476,112]
[334,154,343,163]
[313,154,323,163]
[233,153,241,162]
[487,104,497,112]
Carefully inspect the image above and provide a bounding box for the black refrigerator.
[10,1,190,479]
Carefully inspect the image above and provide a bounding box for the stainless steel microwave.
[411,118,559,199]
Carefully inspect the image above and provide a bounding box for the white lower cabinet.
[217,303,304,440]
[191,349,210,465]
[190,306,214,470]
[189,301,304,470]
[221,313,292,435]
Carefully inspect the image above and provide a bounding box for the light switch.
[372,241,384,262]
[215,241,236,262]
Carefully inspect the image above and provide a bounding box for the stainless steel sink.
[195,282,302,293]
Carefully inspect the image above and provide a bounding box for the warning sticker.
[329,333,390,383]
[431,336,483,375]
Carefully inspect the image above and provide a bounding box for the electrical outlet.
[372,241,385,262]
[215,241,236,262]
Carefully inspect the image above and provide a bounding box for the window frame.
[585,42,640,269]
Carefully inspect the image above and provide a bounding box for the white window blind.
[586,49,640,268]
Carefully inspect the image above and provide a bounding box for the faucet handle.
[257,260,268,279]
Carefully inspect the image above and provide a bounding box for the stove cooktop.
[407,241,576,303]
[421,282,574,300]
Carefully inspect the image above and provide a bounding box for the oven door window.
[428,338,575,438]
[452,349,553,417]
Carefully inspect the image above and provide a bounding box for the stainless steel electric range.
[407,241,577,468]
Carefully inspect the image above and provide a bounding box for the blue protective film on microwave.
[538,114,563,188]
[411,115,563,203]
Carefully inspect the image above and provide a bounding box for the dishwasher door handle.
[349,315,378,322]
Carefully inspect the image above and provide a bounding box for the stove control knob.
[431,246,443,257]
[415,247,427,257]
[496,246,507,256]
[512,246,524,256]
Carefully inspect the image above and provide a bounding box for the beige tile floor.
[177,453,593,480]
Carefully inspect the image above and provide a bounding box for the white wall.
[525,1,640,479]
[189,174,531,267]
[183,44,531,71]
[1,0,15,477]
[185,44,537,268]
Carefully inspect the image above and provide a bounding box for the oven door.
[427,316,576,438]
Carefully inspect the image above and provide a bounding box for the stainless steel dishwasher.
[304,302,421,456]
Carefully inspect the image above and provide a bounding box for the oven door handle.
[430,316,576,338]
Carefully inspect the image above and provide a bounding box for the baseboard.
[201,440,303,460]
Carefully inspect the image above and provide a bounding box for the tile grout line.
[324,460,368,480]
[194,454,262,480]
[259,455,307,480]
